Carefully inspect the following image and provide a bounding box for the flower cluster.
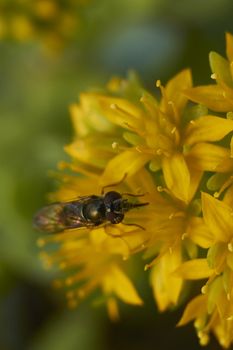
[0,0,88,51]
[38,33,233,347]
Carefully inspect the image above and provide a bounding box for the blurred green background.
[1,0,233,349]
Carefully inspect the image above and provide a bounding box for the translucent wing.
[33,201,89,234]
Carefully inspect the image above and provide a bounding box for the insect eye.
[103,191,122,206]
[106,211,124,224]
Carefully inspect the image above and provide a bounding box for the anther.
[112,142,119,149]
[211,73,217,80]
[156,148,163,155]
[181,233,188,240]
[201,285,208,294]
[171,126,177,134]
[110,103,117,110]
[228,242,233,252]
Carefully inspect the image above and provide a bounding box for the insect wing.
[33,203,68,233]
[33,196,97,233]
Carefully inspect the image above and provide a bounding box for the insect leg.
[121,222,146,231]
[120,192,147,197]
[101,173,127,194]
[103,224,147,256]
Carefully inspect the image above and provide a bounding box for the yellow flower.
[83,70,233,204]
[64,85,215,312]
[183,33,233,198]
[174,192,233,299]
[178,291,233,348]
[184,33,233,112]
[174,192,233,347]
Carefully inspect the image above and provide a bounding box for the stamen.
[110,103,140,123]
[65,268,96,287]
[201,285,208,294]
[168,100,179,124]
[228,242,233,252]
[168,211,185,219]
[111,141,129,152]
[181,232,188,240]
[112,141,119,149]
[199,332,209,346]
[211,73,217,80]
[171,126,176,134]
[156,186,181,204]
[156,148,163,155]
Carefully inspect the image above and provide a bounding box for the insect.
[33,191,148,234]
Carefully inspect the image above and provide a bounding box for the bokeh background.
[1,0,233,349]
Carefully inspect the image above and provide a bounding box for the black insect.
[33,191,148,234]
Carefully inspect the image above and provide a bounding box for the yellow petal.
[65,136,119,168]
[186,217,213,248]
[74,93,114,135]
[202,192,233,242]
[208,277,224,315]
[224,184,233,207]
[150,247,183,311]
[103,265,143,306]
[101,149,152,186]
[162,153,190,203]
[177,294,207,326]
[209,51,232,86]
[184,85,233,112]
[184,116,233,146]
[99,96,145,131]
[106,297,119,321]
[222,267,233,296]
[162,69,192,120]
[186,166,203,202]
[186,143,231,172]
[207,242,227,271]
[173,259,214,280]
[70,104,89,137]
[226,32,233,63]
